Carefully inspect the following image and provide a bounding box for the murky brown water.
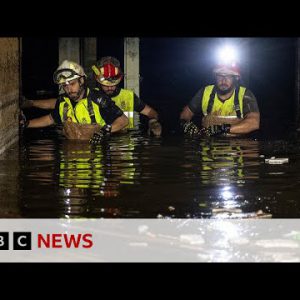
[1,129,300,218]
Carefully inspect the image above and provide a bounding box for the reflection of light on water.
[222,190,233,201]
[64,198,70,204]
[220,186,238,209]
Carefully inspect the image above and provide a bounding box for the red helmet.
[92,56,123,86]
[213,61,240,76]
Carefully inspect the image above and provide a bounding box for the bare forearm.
[180,106,194,121]
[27,114,54,128]
[111,115,129,133]
[31,98,57,109]
[140,105,159,119]
[230,112,260,134]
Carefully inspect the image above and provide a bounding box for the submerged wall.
[0,38,20,155]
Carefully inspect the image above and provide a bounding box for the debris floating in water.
[211,208,272,219]
[265,156,289,164]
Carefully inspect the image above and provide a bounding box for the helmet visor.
[100,74,122,83]
[53,68,81,84]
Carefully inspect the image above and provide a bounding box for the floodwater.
[1,128,300,218]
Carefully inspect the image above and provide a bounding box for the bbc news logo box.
[0,232,31,250]
[0,232,93,250]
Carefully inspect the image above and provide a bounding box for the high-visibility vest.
[58,88,106,126]
[95,87,134,128]
[201,85,246,118]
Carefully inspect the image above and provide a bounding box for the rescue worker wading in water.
[91,56,162,136]
[180,60,260,137]
[20,60,128,144]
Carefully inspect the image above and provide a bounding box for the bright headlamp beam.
[217,45,238,64]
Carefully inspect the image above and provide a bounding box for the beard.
[68,86,84,101]
[216,85,234,95]
[101,86,120,97]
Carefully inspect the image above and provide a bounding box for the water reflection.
[58,136,141,217]
[0,145,20,217]
[14,130,300,218]
[196,138,260,186]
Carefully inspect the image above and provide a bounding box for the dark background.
[21,37,297,138]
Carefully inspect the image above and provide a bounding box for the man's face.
[215,73,236,94]
[101,84,117,96]
[62,79,84,101]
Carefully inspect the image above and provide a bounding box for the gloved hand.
[180,120,202,137]
[148,119,162,136]
[19,111,29,130]
[89,124,112,145]
[205,124,231,136]
[20,96,34,109]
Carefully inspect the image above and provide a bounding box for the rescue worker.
[91,56,162,136]
[180,61,260,137]
[20,60,129,144]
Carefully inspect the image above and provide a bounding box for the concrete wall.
[0,38,20,216]
[0,38,20,155]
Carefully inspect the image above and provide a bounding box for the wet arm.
[140,104,159,120]
[27,114,55,128]
[22,98,57,110]
[229,112,260,134]
[110,114,129,133]
[180,88,204,121]
[32,98,57,109]
[180,105,194,121]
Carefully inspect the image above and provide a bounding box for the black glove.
[89,124,112,145]
[205,124,231,136]
[180,120,202,137]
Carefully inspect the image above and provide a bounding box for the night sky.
[22,37,297,137]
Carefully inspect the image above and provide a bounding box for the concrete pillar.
[0,37,20,216]
[59,38,80,64]
[0,38,20,155]
[82,38,97,78]
[124,38,140,126]
[124,38,140,96]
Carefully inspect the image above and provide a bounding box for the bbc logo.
[0,232,31,250]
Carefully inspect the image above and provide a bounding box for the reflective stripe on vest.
[201,85,246,118]
[112,89,134,129]
[123,111,134,118]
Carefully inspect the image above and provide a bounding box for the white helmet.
[53,60,87,85]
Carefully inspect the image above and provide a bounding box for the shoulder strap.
[86,90,97,124]
[207,85,217,114]
[234,85,242,119]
